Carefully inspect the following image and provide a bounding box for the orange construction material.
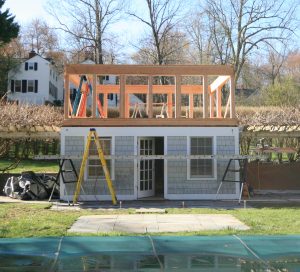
[77,83,90,117]
[96,96,105,118]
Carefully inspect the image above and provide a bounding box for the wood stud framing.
[65,64,236,125]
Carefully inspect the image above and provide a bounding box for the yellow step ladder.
[73,128,117,205]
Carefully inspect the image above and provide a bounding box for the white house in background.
[7,51,63,105]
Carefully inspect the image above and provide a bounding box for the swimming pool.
[0,236,299,271]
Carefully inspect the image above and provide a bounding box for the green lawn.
[0,203,299,238]
[0,159,58,173]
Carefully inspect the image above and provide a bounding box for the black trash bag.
[3,171,58,200]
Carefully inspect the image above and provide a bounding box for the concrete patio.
[68,214,250,234]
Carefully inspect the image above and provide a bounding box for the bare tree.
[129,0,186,65]
[22,19,58,56]
[187,13,214,64]
[47,0,124,64]
[203,0,298,83]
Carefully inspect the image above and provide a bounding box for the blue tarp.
[0,236,299,271]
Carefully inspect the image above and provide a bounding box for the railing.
[64,65,236,123]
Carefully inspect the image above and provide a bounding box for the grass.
[0,203,299,238]
[0,159,58,173]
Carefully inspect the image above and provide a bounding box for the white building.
[7,51,63,105]
[61,64,240,201]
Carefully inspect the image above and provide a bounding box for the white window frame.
[87,136,115,181]
[27,80,34,92]
[187,136,217,180]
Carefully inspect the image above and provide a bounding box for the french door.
[138,138,155,198]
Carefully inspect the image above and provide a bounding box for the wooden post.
[209,93,215,118]
[147,76,153,118]
[229,75,236,118]
[64,73,70,119]
[125,93,129,118]
[203,75,209,118]
[175,75,181,119]
[103,94,108,118]
[167,93,173,118]
[119,75,125,118]
[92,74,97,118]
[189,94,194,118]
[216,86,222,118]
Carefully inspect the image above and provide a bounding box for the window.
[88,137,113,178]
[27,80,34,92]
[25,62,38,71]
[28,62,34,70]
[105,75,109,81]
[15,80,21,92]
[189,137,214,178]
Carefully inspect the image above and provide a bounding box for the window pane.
[15,80,21,92]
[190,137,213,178]
[28,80,34,92]
[88,137,112,178]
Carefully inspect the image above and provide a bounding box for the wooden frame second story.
[63,64,237,127]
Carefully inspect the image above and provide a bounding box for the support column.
[189,94,194,118]
[103,94,108,118]
[229,75,236,118]
[64,73,70,119]
[203,75,209,118]
[92,74,97,118]
[119,75,126,118]
[125,93,129,118]
[175,75,181,119]
[147,76,153,118]
[167,93,173,118]
[209,93,215,118]
[216,86,222,118]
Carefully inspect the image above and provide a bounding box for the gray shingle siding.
[167,136,237,195]
[63,136,135,197]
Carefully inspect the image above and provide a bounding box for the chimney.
[29,50,37,59]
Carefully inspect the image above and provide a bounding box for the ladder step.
[62,170,74,173]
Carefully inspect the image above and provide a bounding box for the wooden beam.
[209,93,215,118]
[103,94,108,118]
[203,75,209,118]
[210,76,230,93]
[229,75,236,118]
[94,84,204,95]
[147,76,153,118]
[175,75,181,119]
[62,118,239,127]
[189,94,194,118]
[167,93,173,118]
[66,64,234,76]
[125,93,129,118]
[119,75,126,118]
[64,73,70,119]
[92,74,97,118]
[216,86,222,118]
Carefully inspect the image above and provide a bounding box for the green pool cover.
[0,235,299,271]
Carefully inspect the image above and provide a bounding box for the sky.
[3,0,149,58]
[3,0,300,58]
[3,0,53,24]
